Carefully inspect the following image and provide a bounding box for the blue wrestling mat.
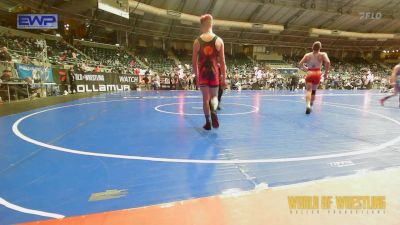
[1,90,400,224]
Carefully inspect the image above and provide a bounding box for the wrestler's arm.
[192,39,200,87]
[390,65,400,85]
[298,54,308,71]
[322,53,331,79]
[217,38,227,87]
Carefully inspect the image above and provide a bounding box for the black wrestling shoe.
[203,122,212,130]
[211,112,219,128]
[306,106,312,114]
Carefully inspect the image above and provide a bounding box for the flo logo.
[359,12,383,20]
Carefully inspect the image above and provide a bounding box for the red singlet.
[305,68,322,85]
[197,35,220,87]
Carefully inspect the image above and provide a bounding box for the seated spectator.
[0,70,12,101]
[59,51,67,62]
[0,47,12,62]
[21,55,31,64]
[0,69,11,81]
[93,65,101,72]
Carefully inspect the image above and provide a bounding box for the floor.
[1,90,399,224]
[18,167,400,225]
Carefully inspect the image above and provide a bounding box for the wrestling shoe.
[211,112,219,128]
[306,106,312,114]
[203,122,212,130]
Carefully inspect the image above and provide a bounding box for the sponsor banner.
[76,84,131,93]
[16,63,54,83]
[17,14,58,29]
[118,75,139,84]
[52,70,139,92]
[52,68,69,84]
[74,72,109,84]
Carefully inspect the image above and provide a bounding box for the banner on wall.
[51,70,140,93]
[52,68,69,84]
[16,63,54,83]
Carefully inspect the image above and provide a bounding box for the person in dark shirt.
[193,75,197,90]
[169,72,173,90]
[290,74,299,91]
[143,75,150,90]
[69,67,77,94]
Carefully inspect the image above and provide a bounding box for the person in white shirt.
[153,74,160,91]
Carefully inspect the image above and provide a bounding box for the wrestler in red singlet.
[192,14,226,130]
[197,36,220,87]
[299,41,331,114]
[380,64,400,107]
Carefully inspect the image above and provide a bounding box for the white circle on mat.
[154,102,259,116]
[11,98,400,164]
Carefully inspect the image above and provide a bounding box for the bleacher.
[136,47,175,73]
[0,24,395,101]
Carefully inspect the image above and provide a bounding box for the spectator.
[94,65,101,72]
[21,56,31,64]
[0,47,12,62]
[366,70,374,89]
[153,73,160,91]
[69,67,77,94]
[289,74,299,91]
[143,75,150,90]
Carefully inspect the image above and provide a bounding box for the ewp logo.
[17,14,58,29]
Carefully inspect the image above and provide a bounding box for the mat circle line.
[11,98,400,164]
[154,102,259,116]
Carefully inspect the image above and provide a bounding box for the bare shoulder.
[215,36,224,52]
[320,52,328,57]
[320,52,330,61]
[216,36,224,44]
[193,39,200,51]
